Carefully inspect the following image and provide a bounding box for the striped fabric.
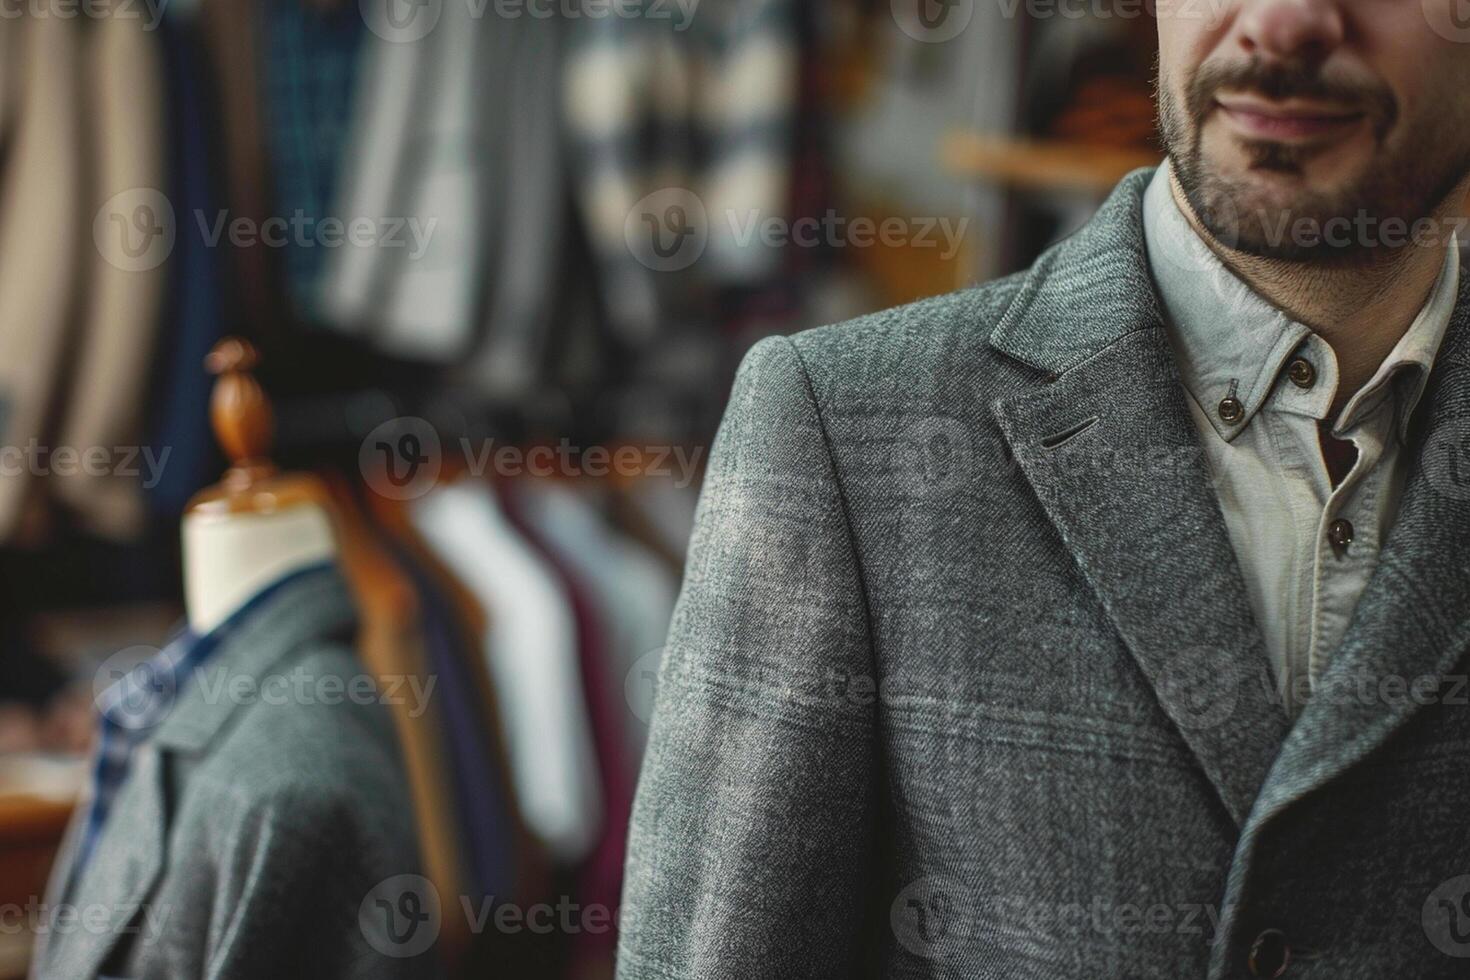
[76,627,204,881]
[563,0,800,345]
[258,0,364,317]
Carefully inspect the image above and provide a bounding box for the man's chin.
[1182,162,1381,262]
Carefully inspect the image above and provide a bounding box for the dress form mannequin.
[182,339,338,633]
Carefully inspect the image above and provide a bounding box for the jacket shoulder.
[177,642,414,835]
[781,274,1034,409]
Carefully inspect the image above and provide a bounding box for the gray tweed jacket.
[32,568,433,980]
[618,169,1470,979]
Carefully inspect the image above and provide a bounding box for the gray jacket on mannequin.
[617,168,1470,979]
[32,569,432,980]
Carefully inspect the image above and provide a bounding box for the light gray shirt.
[1141,164,1460,715]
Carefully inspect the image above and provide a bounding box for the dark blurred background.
[0,0,1160,975]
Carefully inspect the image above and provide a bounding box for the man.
[619,1,1470,978]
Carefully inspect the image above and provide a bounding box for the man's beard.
[1158,58,1468,266]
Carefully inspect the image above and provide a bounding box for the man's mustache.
[1187,58,1398,138]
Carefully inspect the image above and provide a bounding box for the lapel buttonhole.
[1040,415,1102,451]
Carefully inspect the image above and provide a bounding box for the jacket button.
[1249,928,1291,977]
[1327,518,1355,553]
[1218,397,1245,425]
[1287,358,1317,389]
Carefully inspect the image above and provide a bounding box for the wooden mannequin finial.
[204,337,279,492]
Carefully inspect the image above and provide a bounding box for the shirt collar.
[1335,241,1460,438]
[1142,162,1460,443]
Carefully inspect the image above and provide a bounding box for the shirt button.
[1328,518,1355,553]
[1218,397,1245,425]
[1248,928,1291,977]
[1287,358,1317,389]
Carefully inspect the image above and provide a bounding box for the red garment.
[499,480,633,971]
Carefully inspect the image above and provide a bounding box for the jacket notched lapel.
[988,169,1292,829]
[41,746,168,980]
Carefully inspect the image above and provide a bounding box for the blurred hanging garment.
[322,3,582,393]
[563,0,800,346]
[366,488,562,940]
[144,11,226,518]
[320,0,488,361]
[614,475,702,573]
[0,13,84,543]
[51,11,169,540]
[500,480,643,972]
[0,15,16,135]
[313,7,419,346]
[378,527,519,901]
[257,0,364,319]
[199,0,288,349]
[411,479,603,864]
[515,480,678,764]
[460,10,578,397]
[329,480,474,965]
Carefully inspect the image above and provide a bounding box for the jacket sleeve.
[617,336,879,979]
[196,782,435,980]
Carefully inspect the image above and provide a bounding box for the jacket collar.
[989,163,1470,837]
[989,168,1167,377]
[151,563,356,754]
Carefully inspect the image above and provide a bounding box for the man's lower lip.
[1217,104,1364,141]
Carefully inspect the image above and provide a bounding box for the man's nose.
[1234,0,1345,64]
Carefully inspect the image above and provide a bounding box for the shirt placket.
[1258,338,1339,713]
[1306,403,1394,689]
